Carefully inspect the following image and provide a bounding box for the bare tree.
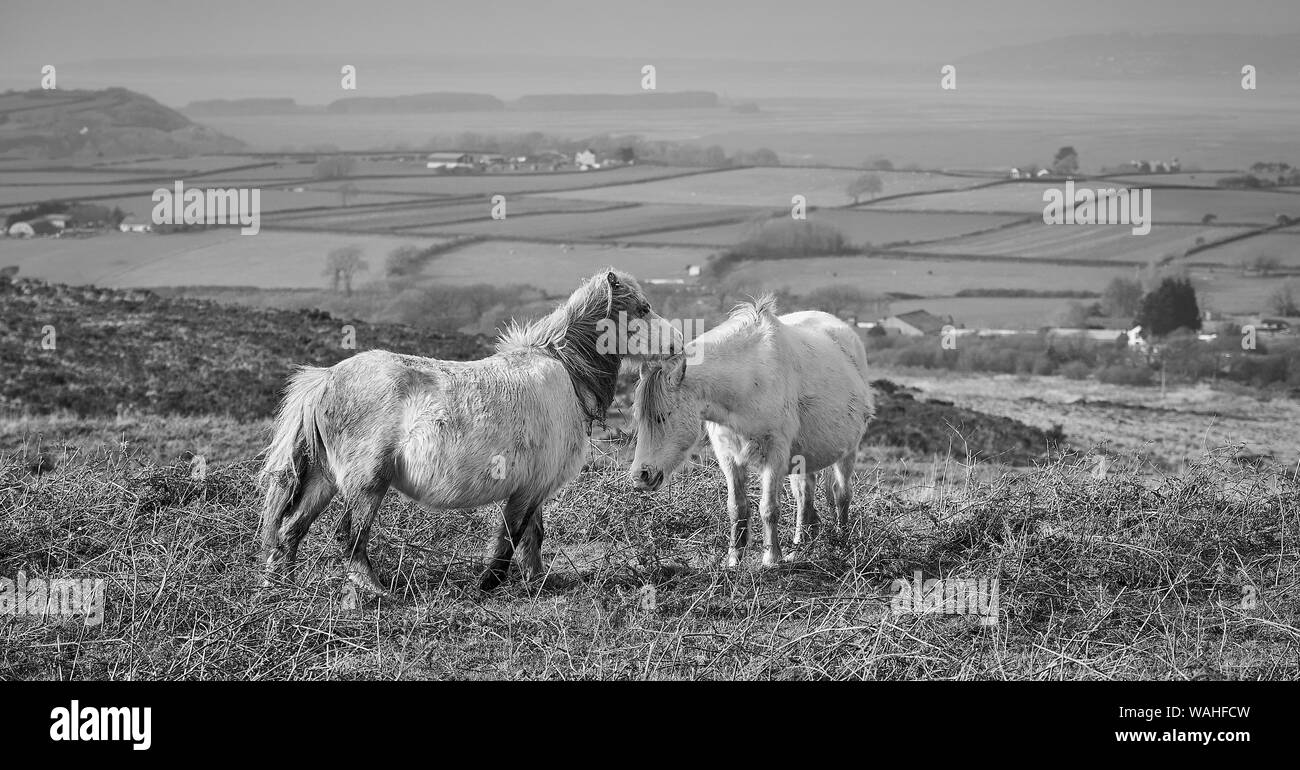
[323,245,368,297]
[338,182,359,207]
[847,173,884,204]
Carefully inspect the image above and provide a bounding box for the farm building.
[881,309,951,336]
[7,222,35,238]
[575,149,599,170]
[426,152,476,170]
[119,219,153,233]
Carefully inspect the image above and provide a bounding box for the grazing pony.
[630,296,875,565]
[260,269,680,594]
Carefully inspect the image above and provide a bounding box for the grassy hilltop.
[1,276,1296,680]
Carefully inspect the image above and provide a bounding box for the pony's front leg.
[759,462,785,566]
[790,471,819,545]
[719,456,750,567]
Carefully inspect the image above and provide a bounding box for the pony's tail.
[259,366,331,555]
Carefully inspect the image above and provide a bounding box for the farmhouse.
[575,149,599,170]
[881,309,950,336]
[426,152,475,170]
[118,219,152,233]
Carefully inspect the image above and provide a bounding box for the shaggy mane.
[728,293,779,325]
[497,268,645,425]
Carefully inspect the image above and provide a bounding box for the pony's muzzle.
[634,466,664,492]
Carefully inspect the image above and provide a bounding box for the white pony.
[630,296,875,565]
[260,269,680,595]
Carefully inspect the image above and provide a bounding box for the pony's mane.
[728,293,779,325]
[633,362,673,437]
[497,269,642,425]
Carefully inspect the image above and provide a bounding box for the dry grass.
[2,444,1296,681]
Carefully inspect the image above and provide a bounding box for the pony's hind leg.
[515,508,546,582]
[480,493,539,591]
[264,466,336,585]
[828,454,854,527]
[335,484,391,597]
[790,472,819,545]
[720,456,751,567]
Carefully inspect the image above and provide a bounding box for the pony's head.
[500,268,681,424]
[630,353,701,491]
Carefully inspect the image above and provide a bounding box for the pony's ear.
[606,270,620,287]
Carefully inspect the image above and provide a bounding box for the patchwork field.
[267,196,638,231]
[1183,231,1300,267]
[887,296,1076,328]
[726,255,1124,296]
[545,167,990,208]
[304,165,706,197]
[624,210,1022,248]
[0,230,457,289]
[419,240,710,291]
[869,183,1300,225]
[90,189,422,220]
[412,203,761,240]
[915,222,1257,263]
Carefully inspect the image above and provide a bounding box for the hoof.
[347,569,394,600]
[761,549,783,567]
[478,568,508,592]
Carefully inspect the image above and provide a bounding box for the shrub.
[1097,364,1154,386]
[1060,361,1091,380]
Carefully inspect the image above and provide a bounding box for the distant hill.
[183,97,308,116]
[511,91,720,110]
[181,90,720,115]
[326,92,504,113]
[0,276,491,418]
[957,32,1300,79]
[0,87,245,160]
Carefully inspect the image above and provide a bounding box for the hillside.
[0,87,245,160]
[0,276,490,418]
[0,275,1063,466]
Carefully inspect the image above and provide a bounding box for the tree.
[804,285,881,320]
[338,182,360,207]
[1135,277,1202,337]
[1267,281,1299,316]
[313,155,356,180]
[385,244,424,278]
[847,173,884,204]
[1100,276,1144,318]
[1052,146,1079,175]
[323,246,368,297]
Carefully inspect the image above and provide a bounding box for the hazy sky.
[3,0,1300,66]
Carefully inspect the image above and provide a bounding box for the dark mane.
[498,268,645,426]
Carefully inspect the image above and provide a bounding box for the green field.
[870,183,1300,225]
[727,255,1125,296]
[626,210,1022,248]
[420,240,711,291]
[267,196,636,231]
[0,230,457,289]
[917,222,1257,263]
[304,165,705,197]
[545,167,989,208]
[412,203,760,240]
[1182,232,1300,267]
